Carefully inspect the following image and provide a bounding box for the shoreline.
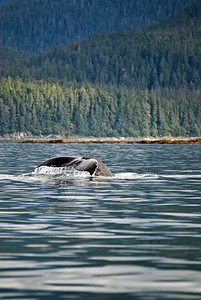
[15,136,201,144]
[1,134,201,144]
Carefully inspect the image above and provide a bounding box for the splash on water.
[114,172,158,179]
[0,166,158,183]
[33,167,158,180]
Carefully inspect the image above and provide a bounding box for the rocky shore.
[19,137,201,144]
[1,132,201,144]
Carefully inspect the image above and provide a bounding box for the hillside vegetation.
[0,77,200,137]
[0,1,200,137]
[0,0,195,52]
[1,0,200,90]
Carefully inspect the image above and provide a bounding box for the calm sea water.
[0,142,201,299]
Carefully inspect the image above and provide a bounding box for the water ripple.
[0,143,201,299]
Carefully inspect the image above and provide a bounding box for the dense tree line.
[0,0,195,52]
[0,77,200,137]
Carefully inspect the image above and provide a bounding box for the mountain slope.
[150,0,201,30]
[9,0,200,90]
[0,0,195,52]
[0,0,12,4]
[0,2,200,137]
[0,46,33,77]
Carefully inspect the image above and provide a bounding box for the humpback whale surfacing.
[37,156,113,177]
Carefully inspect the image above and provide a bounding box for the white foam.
[0,169,158,183]
[0,174,15,180]
[161,174,201,179]
[114,172,158,179]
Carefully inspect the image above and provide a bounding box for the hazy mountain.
[6,0,198,90]
[0,0,195,52]
[0,0,13,4]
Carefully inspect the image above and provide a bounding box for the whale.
[37,156,114,177]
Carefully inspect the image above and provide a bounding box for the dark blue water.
[0,142,201,299]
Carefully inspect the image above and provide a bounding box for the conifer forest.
[0,0,200,137]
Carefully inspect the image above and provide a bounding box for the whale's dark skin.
[37,156,114,177]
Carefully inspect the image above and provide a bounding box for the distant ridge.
[2,0,198,90]
[149,0,201,30]
[0,0,12,4]
[0,0,195,52]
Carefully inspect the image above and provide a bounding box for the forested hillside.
[0,77,200,137]
[2,0,200,90]
[22,29,201,90]
[0,0,195,52]
[0,0,12,4]
[0,1,200,137]
[0,46,33,77]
